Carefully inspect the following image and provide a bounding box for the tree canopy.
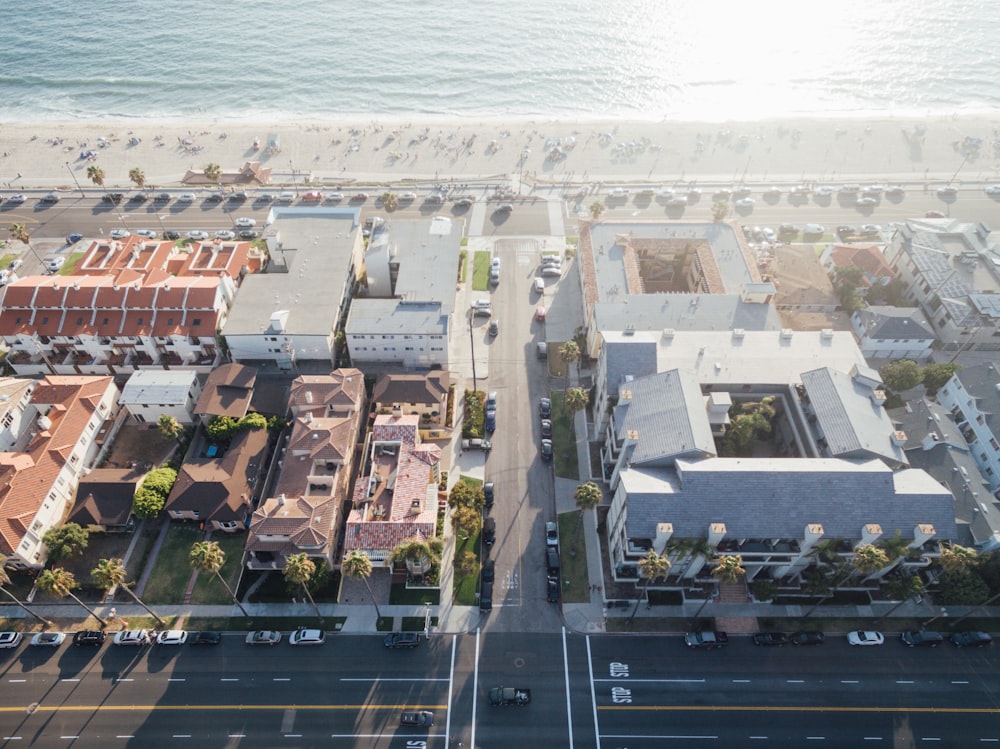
[879,359,922,392]
[42,523,89,562]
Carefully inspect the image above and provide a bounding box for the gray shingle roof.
[616,369,716,465]
[622,458,957,542]
[953,363,1000,432]
[801,367,907,466]
[855,307,935,342]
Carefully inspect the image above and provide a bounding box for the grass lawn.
[56,252,86,275]
[190,533,247,605]
[389,583,440,606]
[557,512,590,603]
[0,254,16,268]
[143,524,204,605]
[186,616,346,632]
[550,390,580,480]
[472,251,491,290]
[452,475,484,605]
[401,615,438,631]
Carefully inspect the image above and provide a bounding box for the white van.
[276,191,296,203]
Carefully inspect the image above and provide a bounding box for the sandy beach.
[2,115,1000,190]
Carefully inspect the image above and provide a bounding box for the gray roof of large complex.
[615,369,716,465]
[854,306,935,342]
[602,329,868,388]
[603,336,659,404]
[588,221,756,299]
[224,211,360,336]
[593,294,781,335]
[801,367,907,465]
[621,458,958,541]
[890,398,966,451]
[953,362,1000,432]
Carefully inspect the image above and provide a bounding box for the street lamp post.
[65,161,84,197]
[289,161,299,196]
[468,310,478,393]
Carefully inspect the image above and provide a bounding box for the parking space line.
[586,634,600,749]
[562,627,574,749]
[468,631,478,749]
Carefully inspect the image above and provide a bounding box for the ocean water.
[2,0,998,122]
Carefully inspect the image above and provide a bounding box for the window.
[137,317,143,325]
[192,318,201,326]
[981,452,988,461]
[1,413,13,429]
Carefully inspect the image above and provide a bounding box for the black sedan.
[752,632,788,646]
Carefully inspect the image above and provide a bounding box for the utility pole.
[65,161,84,197]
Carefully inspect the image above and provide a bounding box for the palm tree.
[712,200,729,221]
[589,201,605,220]
[204,163,221,181]
[128,167,145,189]
[92,557,165,626]
[939,543,978,572]
[391,538,440,577]
[564,386,589,416]
[36,568,107,625]
[629,550,670,623]
[381,191,399,212]
[343,550,382,620]
[571,482,601,552]
[8,223,30,245]
[86,165,105,188]
[189,541,249,617]
[852,543,890,581]
[0,555,51,625]
[157,414,183,441]
[559,340,580,386]
[283,553,321,619]
[712,554,747,584]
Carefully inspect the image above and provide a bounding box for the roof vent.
[820,328,834,340]
[662,328,675,339]
[732,328,745,340]
[780,328,793,340]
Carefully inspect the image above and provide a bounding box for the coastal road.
[2,632,998,748]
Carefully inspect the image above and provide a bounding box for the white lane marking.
[979,740,999,743]
[586,635,600,749]
[593,678,705,683]
[115,678,133,682]
[273,678,290,682]
[863,738,884,742]
[220,678,239,682]
[340,677,449,682]
[786,680,805,684]
[732,679,751,683]
[284,735,302,739]
[953,680,970,684]
[8,680,26,683]
[228,736,246,739]
[466,631,476,749]
[168,678,185,682]
[806,737,826,741]
[749,737,768,740]
[924,739,941,742]
[896,680,915,684]
[841,680,859,684]
[116,736,134,739]
[604,736,717,741]
[60,737,80,740]
[561,627,574,749]
[172,735,191,738]
[3,738,21,741]
[60,679,80,683]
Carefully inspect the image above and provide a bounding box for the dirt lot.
[103,422,179,468]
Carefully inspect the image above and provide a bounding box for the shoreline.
[3,114,1000,188]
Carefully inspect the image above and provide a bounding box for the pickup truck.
[488,686,531,706]
[684,631,728,649]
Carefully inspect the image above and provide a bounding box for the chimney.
[890,430,907,447]
[800,524,825,555]
[708,522,727,547]
[857,523,883,547]
[910,524,935,550]
[653,523,673,554]
[278,493,286,506]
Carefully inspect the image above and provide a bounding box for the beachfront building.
[222,208,364,367]
[118,369,203,425]
[576,220,780,359]
[850,306,936,361]
[0,375,120,569]
[342,413,441,567]
[246,368,366,570]
[935,363,1000,495]
[890,398,1000,551]
[884,218,1000,356]
[0,267,236,377]
[345,217,461,372]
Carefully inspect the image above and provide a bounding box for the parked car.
[351,192,368,202]
[324,192,345,202]
[162,230,181,240]
[847,630,884,646]
[245,630,282,646]
[289,628,326,646]
[493,203,514,214]
[65,234,83,245]
[540,439,553,462]
[534,277,545,294]
[483,517,496,547]
[0,632,23,649]
[154,192,172,203]
[235,217,256,227]
[127,193,146,204]
[39,193,61,203]
[488,319,499,337]
[540,419,552,439]
[803,223,825,234]
[43,256,66,273]
[535,306,547,322]
[752,632,788,646]
[484,410,496,432]
[545,521,559,547]
[239,230,259,239]
[384,632,421,649]
[175,192,196,203]
[400,192,418,201]
[936,186,958,198]
[546,548,560,577]
[789,631,825,646]
[110,228,131,239]
[539,398,552,419]
[484,481,494,508]
[73,630,107,647]
[480,581,493,611]
[7,193,27,204]
[462,438,492,452]
[30,632,66,647]
[191,631,222,646]
[541,266,562,278]
[536,341,548,359]
[455,198,474,208]
[486,391,497,411]
[156,630,188,645]
[482,560,495,583]
[135,229,157,238]
[214,229,236,240]
[951,631,993,648]
[187,230,209,240]
[113,630,150,646]
[900,630,944,647]
[547,577,560,603]
[227,192,249,202]
[607,188,629,198]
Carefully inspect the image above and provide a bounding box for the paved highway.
[1,632,998,748]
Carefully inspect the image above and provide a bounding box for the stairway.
[713,578,758,634]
